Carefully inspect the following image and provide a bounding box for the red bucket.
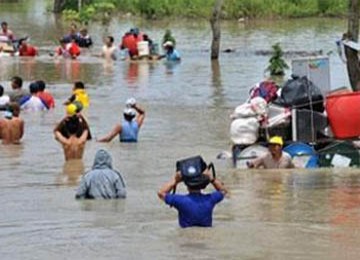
[326,91,360,139]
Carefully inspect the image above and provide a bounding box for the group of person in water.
[0,74,229,228]
[0,75,147,147]
[0,21,36,56]
[0,72,294,228]
[0,21,295,229]
[0,21,181,62]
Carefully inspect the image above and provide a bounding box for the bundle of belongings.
[230,75,329,147]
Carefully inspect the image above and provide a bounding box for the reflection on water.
[126,62,149,86]
[102,59,115,75]
[0,0,359,259]
[0,143,25,169]
[79,199,126,214]
[164,61,180,75]
[58,159,84,186]
[210,60,225,107]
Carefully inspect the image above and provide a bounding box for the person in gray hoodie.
[75,149,126,199]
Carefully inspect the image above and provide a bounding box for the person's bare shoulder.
[12,117,23,122]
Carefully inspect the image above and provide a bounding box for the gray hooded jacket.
[75,149,126,199]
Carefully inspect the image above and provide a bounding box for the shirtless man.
[0,21,15,43]
[101,36,117,60]
[0,102,24,145]
[54,116,88,161]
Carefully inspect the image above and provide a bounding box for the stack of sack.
[230,75,327,145]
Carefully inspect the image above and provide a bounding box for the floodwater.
[1,0,359,259]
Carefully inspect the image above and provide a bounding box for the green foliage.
[236,0,266,18]
[62,9,80,22]
[162,29,176,46]
[61,0,348,20]
[266,43,289,76]
[62,0,116,23]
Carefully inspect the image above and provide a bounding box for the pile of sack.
[230,75,326,146]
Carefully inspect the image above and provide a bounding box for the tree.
[266,43,289,76]
[344,0,360,91]
[210,0,223,60]
[54,0,66,13]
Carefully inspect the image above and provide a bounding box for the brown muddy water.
[0,1,359,259]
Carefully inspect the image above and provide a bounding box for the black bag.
[176,156,215,190]
[274,75,324,112]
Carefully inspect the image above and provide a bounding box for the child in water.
[64,81,89,110]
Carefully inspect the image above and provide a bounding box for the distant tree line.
[54,0,347,19]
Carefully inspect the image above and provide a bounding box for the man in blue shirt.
[158,169,227,228]
[97,99,145,143]
[161,41,181,61]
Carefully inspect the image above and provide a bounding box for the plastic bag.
[230,117,259,144]
[275,75,324,112]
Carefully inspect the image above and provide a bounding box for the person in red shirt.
[56,39,70,58]
[56,38,80,59]
[18,39,38,57]
[36,80,55,109]
[67,37,81,58]
[120,31,138,58]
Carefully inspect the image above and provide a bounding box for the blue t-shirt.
[166,49,181,61]
[120,119,139,142]
[165,191,224,228]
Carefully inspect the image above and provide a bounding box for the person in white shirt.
[101,36,117,61]
[20,82,48,112]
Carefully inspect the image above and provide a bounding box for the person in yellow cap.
[247,136,294,169]
[64,81,89,109]
[66,103,77,116]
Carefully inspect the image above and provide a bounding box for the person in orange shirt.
[18,39,38,57]
[36,80,55,109]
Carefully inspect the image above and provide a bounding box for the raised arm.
[63,94,76,105]
[54,130,70,145]
[97,124,121,142]
[53,118,65,134]
[204,169,228,195]
[79,129,89,144]
[133,104,145,127]
[157,171,182,201]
